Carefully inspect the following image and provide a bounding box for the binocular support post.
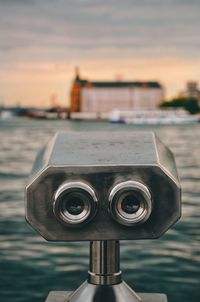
[46,240,168,302]
[88,240,122,285]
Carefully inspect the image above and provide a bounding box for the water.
[0,119,199,302]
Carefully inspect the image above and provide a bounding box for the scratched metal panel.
[49,131,158,166]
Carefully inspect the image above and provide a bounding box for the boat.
[109,109,199,125]
[0,110,15,120]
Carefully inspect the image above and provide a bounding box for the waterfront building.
[184,81,200,105]
[70,70,164,113]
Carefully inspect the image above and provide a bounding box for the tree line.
[160,97,200,114]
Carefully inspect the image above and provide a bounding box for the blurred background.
[0,1,200,302]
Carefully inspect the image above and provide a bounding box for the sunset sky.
[0,0,200,107]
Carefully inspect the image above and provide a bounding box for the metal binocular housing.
[26,131,181,242]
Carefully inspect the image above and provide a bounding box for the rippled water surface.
[0,119,199,302]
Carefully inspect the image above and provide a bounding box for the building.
[184,81,200,105]
[70,70,164,113]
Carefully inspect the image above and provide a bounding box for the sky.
[0,0,200,107]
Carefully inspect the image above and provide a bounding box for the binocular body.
[26,131,181,242]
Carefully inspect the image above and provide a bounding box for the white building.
[70,71,164,113]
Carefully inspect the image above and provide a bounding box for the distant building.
[70,70,164,113]
[184,81,200,105]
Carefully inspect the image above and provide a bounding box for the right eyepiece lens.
[121,194,140,214]
[109,181,152,226]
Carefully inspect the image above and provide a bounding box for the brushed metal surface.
[45,291,167,302]
[45,287,167,302]
[68,281,141,302]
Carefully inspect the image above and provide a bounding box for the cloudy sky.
[0,0,200,107]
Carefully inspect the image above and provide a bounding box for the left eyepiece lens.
[53,182,97,227]
[121,193,141,214]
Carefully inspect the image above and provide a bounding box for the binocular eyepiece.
[53,182,98,227]
[109,180,152,226]
[53,180,152,228]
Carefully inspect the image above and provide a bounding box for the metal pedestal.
[45,240,168,302]
[46,289,167,302]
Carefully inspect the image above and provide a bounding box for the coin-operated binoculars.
[26,132,181,302]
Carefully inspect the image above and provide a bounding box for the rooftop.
[75,73,162,89]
